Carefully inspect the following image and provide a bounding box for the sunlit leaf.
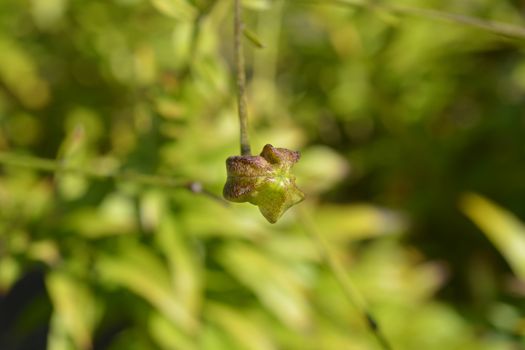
[294,146,349,194]
[206,302,277,350]
[461,193,525,280]
[313,204,407,242]
[27,240,60,265]
[149,312,198,350]
[217,243,311,330]
[96,242,198,331]
[30,0,67,30]
[47,313,74,350]
[64,193,137,238]
[200,324,237,350]
[262,234,319,263]
[0,36,50,109]
[46,271,98,350]
[156,213,203,319]
[172,20,195,68]
[242,0,271,11]
[0,256,20,293]
[150,0,196,21]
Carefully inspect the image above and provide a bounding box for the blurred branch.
[234,0,251,155]
[297,208,393,350]
[0,152,227,204]
[303,0,525,40]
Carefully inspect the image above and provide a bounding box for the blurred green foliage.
[0,0,525,349]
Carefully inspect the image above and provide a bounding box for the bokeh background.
[1,0,525,349]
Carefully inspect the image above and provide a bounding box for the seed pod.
[223,144,305,223]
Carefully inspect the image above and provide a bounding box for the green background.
[0,0,524,349]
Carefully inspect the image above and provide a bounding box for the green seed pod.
[223,144,305,223]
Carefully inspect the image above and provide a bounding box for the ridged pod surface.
[223,144,305,223]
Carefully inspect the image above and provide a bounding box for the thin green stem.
[0,152,181,186]
[0,152,226,203]
[386,4,525,39]
[234,0,251,156]
[298,208,393,350]
[301,0,525,40]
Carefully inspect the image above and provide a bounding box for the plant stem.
[298,208,393,350]
[301,0,525,40]
[234,0,251,156]
[0,152,226,203]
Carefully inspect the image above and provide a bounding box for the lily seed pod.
[223,144,305,223]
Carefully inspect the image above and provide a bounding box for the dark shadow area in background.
[0,269,50,350]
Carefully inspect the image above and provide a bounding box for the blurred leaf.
[200,324,238,350]
[350,241,447,305]
[242,0,271,11]
[192,57,230,101]
[0,256,20,293]
[313,204,407,242]
[150,0,196,21]
[172,20,195,68]
[5,112,41,146]
[156,212,203,319]
[47,313,75,350]
[104,328,155,350]
[149,312,198,350]
[177,193,271,239]
[139,189,166,231]
[0,172,53,220]
[460,193,525,280]
[262,234,319,263]
[96,242,198,331]
[27,240,61,265]
[391,303,477,350]
[30,0,67,30]
[56,118,92,200]
[64,208,135,238]
[294,146,349,194]
[206,302,277,350]
[0,36,50,109]
[64,193,136,238]
[46,271,98,350]
[488,302,521,334]
[155,97,186,120]
[133,44,157,85]
[217,243,311,330]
